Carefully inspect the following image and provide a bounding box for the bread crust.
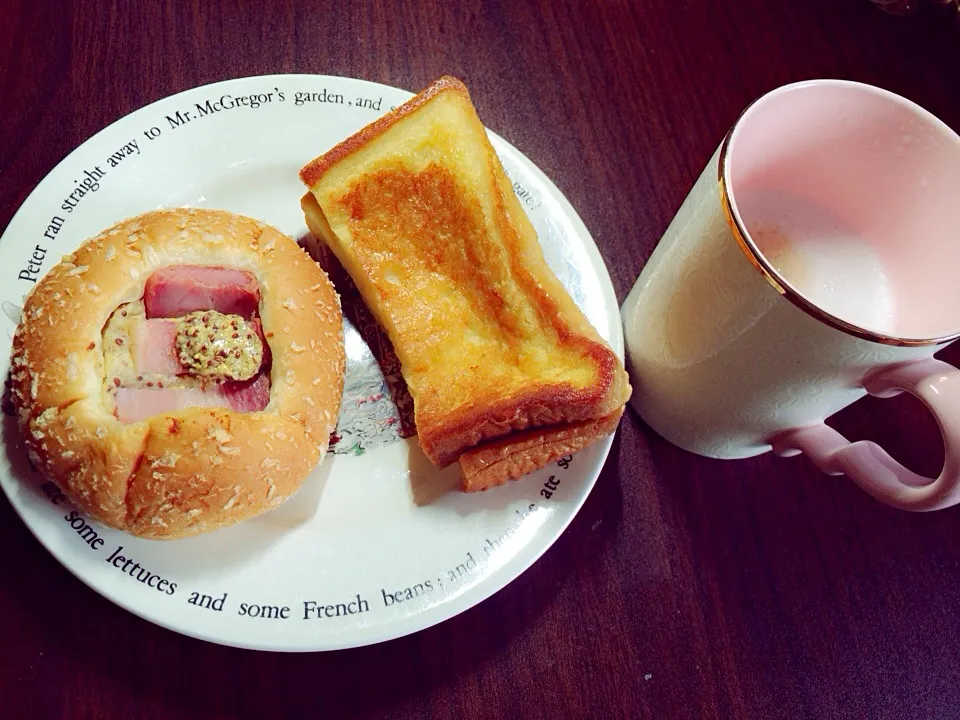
[459,409,624,492]
[10,208,345,539]
[299,76,468,189]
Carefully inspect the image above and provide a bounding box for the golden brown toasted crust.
[459,408,624,492]
[299,75,630,485]
[299,76,468,188]
[10,208,345,539]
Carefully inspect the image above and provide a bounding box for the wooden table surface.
[2,0,960,718]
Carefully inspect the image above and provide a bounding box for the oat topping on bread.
[10,209,345,538]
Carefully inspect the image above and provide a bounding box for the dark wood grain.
[2,0,959,718]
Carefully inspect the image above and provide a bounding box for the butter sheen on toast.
[300,76,631,491]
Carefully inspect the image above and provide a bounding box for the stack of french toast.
[299,76,632,491]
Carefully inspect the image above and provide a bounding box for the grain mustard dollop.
[174,310,263,381]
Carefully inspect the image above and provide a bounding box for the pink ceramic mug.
[622,79,960,510]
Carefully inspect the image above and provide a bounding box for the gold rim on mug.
[717,81,960,349]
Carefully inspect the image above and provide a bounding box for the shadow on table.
[0,431,625,719]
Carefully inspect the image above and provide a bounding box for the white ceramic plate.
[0,75,623,651]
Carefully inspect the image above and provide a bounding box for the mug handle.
[770,357,960,511]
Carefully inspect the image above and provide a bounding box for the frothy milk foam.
[739,189,896,333]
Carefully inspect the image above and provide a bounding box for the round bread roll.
[10,208,345,539]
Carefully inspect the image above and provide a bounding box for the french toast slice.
[300,76,631,490]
